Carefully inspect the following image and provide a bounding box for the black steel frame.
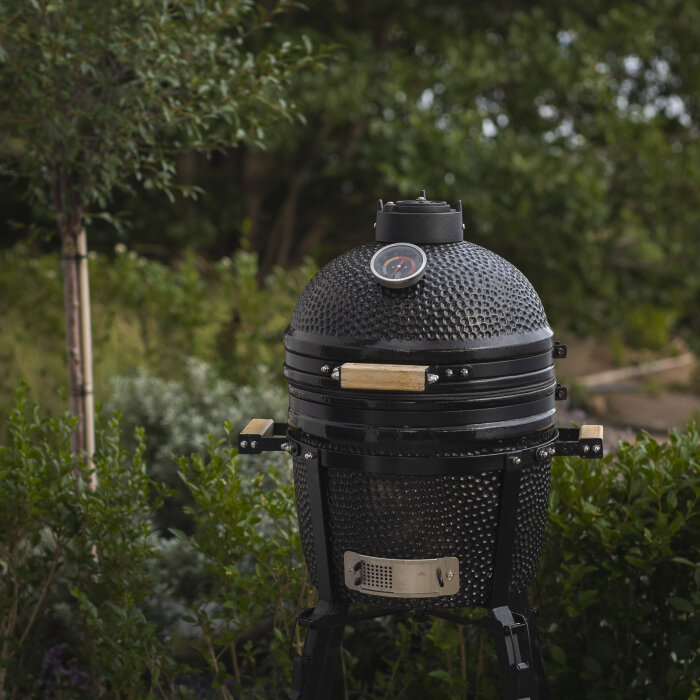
[287,441,552,700]
[239,423,601,700]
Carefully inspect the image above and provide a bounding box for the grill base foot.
[288,594,549,700]
[288,600,347,700]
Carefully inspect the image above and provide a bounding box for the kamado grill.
[240,191,604,700]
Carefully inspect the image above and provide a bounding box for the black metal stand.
[429,594,549,700]
[289,600,348,700]
[237,422,582,699]
[289,595,548,700]
[490,600,549,700]
[287,442,550,700]
[288,447,348,700]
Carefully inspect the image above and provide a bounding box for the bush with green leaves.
[0,243,314,422]
[108,357,289,534]
[0,387,309,699]
[541,427,700,699]
[174,431,312,699]
[2,383,698,699]
[0,388,168,698]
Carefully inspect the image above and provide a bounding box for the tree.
[142,0,697,345]
[0,0,318,460]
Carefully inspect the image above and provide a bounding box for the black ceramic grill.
[240,191,604,700]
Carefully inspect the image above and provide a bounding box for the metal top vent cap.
[375,189,463,244]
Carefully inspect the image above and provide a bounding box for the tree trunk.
[258,120,334,275]
[60,225,96,483]
[242,146,272,250]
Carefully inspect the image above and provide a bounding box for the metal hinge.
[553,341,567,358]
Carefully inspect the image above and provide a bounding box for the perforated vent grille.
[289,241,549,344]
[362,562,393,591]
[293,456,551,609]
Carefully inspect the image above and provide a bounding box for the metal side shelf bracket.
[238,418,289,454]
[555,425,604,458]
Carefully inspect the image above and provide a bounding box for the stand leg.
[511,593,550,700]
[289,600,348,700]
[491,596,550,700]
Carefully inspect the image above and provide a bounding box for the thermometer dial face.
[370,242,427,288]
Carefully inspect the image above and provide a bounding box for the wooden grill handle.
[240,418,275,437]
[579,424,604,441]
[338,363,430,392]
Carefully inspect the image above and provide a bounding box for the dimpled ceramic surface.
[288,241,550,348]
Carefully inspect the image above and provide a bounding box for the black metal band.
[284,366,556,396]
[288,410,557,448]
[491,458,524,608]
[314,446,540,476]
[289,392,555,429]
[304,449,333,601]
[285,348,555,381]
[289,432,557,476]
[284,330,555,365]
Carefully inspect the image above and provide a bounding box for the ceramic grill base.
[293,447,551,608]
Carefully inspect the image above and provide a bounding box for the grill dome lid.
[286,192,552,362]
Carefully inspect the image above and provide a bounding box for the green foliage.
[94,244,315,383]
[623,304,678,351]
[108,358,288,533]
[0,386,309,698]
[542,427,700,699]
[2,385,698,698]
[124,0,697,346]
[339,613,500,700]
[0,243,314,419]
[0,0,320,219]
[68,417,169,698]
[2,0,700,351]
[0,387,78,694]
[0,388,168,698]
[175,433,312,699]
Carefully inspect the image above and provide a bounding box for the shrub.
[108,358,289,534]
[0,388,169,698]
[0,386,308,699]
[2,382,697,699]
[0,243,315,423]
[173,432,313,699]
[541,427,700,699]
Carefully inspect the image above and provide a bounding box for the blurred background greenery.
[3,0,700,401]
[1,0,699,698]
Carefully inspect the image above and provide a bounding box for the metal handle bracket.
[238,419,289,454]
[555,425,604,458]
